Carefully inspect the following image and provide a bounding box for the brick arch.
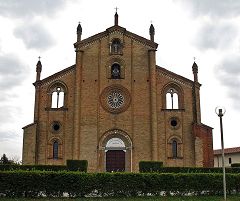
[110,38,123,55]
[106,57,125,79]
[161,82,184,109]
[98,129,132,172]
[99,129,132,149]
[167,135,183,159]
[47,137,63,160]
[47,80,68,108]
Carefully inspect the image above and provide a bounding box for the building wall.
[214,153,240,167]
[22,123,37,164]
[22,25,213,170]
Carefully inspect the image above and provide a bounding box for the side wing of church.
[22,13,214,172]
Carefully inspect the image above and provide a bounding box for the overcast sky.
[0,0,240,160]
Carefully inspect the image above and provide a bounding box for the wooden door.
[106,150,125,172]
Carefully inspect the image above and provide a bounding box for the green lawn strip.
[0,196,240,201]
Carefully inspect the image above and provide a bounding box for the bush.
[139,166,240,174]
[0,171,240,198]
[231,163,240,167]
[66,160,88,172]
[0,164,66,171]
[139,161,163,172]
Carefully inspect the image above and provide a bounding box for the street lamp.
[215,106,226,201]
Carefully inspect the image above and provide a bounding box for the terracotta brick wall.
[193,123,214,167]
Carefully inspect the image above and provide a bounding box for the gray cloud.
[194,22,238,51]
[181,0,240,18]
[0,106,18,124]
[216,54,240,110]
[0,0,66,18]
[0,53,27,90]
[13,22,55,50]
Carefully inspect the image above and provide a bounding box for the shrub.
[139,161,163,172]
[231,163,240,167]
[1,171,240,198]
[0,164,66,171]
[66,160,88,172]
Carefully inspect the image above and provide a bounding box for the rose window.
[107,91,124,109]
[100,85,131,114]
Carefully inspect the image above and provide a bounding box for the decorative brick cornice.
[34,65,75,87]
[74,25,158,50]
[156,66,201,88]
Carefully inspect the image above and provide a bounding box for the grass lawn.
[1,196,240,201]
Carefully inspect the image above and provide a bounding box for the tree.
[0,154,12,164]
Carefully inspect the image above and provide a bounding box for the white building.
[214,147,240,167]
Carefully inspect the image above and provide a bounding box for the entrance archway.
[106,138,125,172]
[98,129,132,172]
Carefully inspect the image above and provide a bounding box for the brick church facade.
[22,12,214,172]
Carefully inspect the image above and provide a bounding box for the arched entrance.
[98,129,132,172]
[106,138,125,172]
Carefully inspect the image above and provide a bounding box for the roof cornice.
[74,25,158,49]
[156,65,201,88]
[33,65,75,87]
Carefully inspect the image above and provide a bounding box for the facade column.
[73,49,83,159]
[33,60,42,164]
[192,62,201,124]
[149,49,158,161]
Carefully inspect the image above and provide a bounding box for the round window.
[169,117,180,129]
[171,119,178,127]
[51,122,61,133]
[100,85,131,114]
[107,91,124,109]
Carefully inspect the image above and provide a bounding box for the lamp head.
[215,106,226,117]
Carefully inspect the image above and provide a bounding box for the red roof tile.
[214,147,240,155]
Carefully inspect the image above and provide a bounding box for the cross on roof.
[115,7,118,13]
[38,56,41,61]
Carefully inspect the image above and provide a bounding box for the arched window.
[53,141,59,160]
[172,140,178,158]
[166,88,179,109]
[168,136,182,159]
[51,86,65,108]
[111,39,121,54]
[111,63,121,79]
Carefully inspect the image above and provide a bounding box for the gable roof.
[156,65,201,88]
[214,147,240,155]
[34,65,75,86]
[74,25,158,49]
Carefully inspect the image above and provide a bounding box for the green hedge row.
[139,161,163,172]
[0,160,88,172]
[66,160,88,172]
[232,163,240,167]
[0,164,66,171]
[140,166,240,173]
[1,171,240,197]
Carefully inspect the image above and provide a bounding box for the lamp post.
[215,106,226,201]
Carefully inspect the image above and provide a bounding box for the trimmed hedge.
[0,171,240,197]
[139,165,240,174]
[232,163,240,167]
[0,164,66,171]
[67,160,88,172]
[139,161,163,172]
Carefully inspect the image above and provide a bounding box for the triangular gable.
[74,25,158,49]
[156,65,201,88]
[34,65,75,86]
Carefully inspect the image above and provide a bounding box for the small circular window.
[171,119,178,127]
[51,122,61,133]
[169,117,180,129]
